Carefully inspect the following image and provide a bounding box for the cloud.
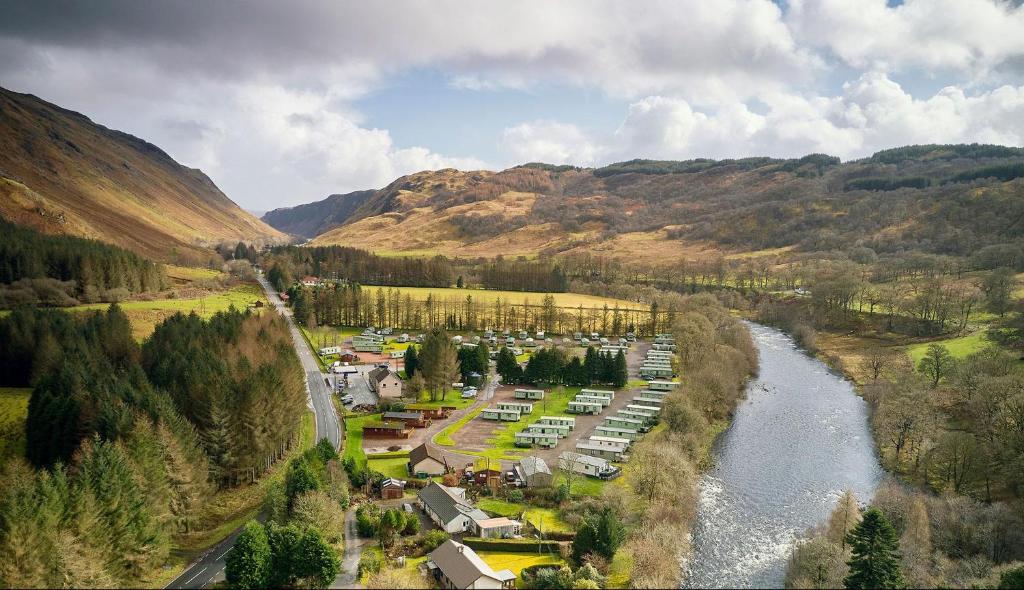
[501,74,1024,165]
[787,0,1024,78]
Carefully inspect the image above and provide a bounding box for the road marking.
[184,566,208,586]
[216,548,231,561]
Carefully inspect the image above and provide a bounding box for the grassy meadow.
[360,285,648,311]
[0,388,30,463]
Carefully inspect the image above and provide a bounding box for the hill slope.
[261,189,374,239]
[0,86,285,263]
[310,149,1024,263]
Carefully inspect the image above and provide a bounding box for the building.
[514,388,545,400]
[426,540,516,589]
[368,367,403,399]
[580,388,615,400]
[318,345,342,356]
[362,421,412,439]
[496,401,533,415]
[470,467,504,488]
[417,483,490,533]
[594,425,640,441]
[475,517,522,539]
[513,431,558,448]
[575,442,627,462]
[380,478,406,500]
[648,380,679,392]
[524,423,570,438]
[482,408,521,422]
[567,400,603,415]
[409,444,450,477]
[301,276,319,287]
[407,405,456,420]
[559,451,620,479]
[588,435,630,450]
[575,394,611,407]
[381,411,430,428]
[515,456,553,488]
[537,416,575,430]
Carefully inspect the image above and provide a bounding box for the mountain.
[261,189,375,239]
[0,86,285,264]
[309,148,1024,264]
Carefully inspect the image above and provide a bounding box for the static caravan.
[559,452,620,479]
[482,408,521,422]
[354,341,384,353]
[515,431,558,448]
[319,346,342,356]
[525,423,571,438]
[654,333,675,343]
[355,333,384,343]
[648,380,679,392]
[594,425,640,441]
[639,365,673,378]
[523,338,536,348]
[514,389,545,400]
[633,396,665,407]
[537,416,575,430]
[626,404,660,417]
[646,350,674,360]
[652,343,677,352]
[638,389,668,399]
[600,345,628,354]
[497,401,534,415]
[580,388,615,401]
[588,435,631,450]
[567,400,603,415]
[575,394,611,407]
[389,350,404,359]
[643,358,673,367]
[617,410,655,428]
[604,415,647,432]
[575,442,627,462]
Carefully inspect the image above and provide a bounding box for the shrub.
[421,530,450,552]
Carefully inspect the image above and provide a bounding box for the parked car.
[340,394,354,404]
[461,388,478,399]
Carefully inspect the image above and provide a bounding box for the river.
[682,323,885,588]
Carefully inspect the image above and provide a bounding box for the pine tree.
[843,508,905,589]
[583,347,599,384]
[496,346,522,384]
[613,350,628,388]
[403,345,419,378]
[226,521,270,589]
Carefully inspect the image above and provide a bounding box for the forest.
[0,304,306,587]
[0,216,166,307]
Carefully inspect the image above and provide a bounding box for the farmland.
[360,285,649,311]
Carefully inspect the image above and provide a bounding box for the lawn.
[904,331,991,364]
[365,456,410,479]
[343,413,381,467]
[465,386,581,461]
[63,283,266,340]
[476,551,565,584]
[476,498,573,535]
[0,387,30,463]
[409,390,474,410]
[434,404,486,446]
[553,471,613,498]
[360,285,648,311]
[164,264,224,283]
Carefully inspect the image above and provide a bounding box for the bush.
[421,530,450,552]
[357,551,382,578]
[506,489,525,503]
[461,537,561,553]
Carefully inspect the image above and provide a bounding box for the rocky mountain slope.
[0,86,285,264]
[261,189,374,239]
[309,148,1024,263]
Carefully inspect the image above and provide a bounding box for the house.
[368,367,403,399]
[380,478,406,500]
[409,444,450,477]
[427,539,516,589]
[514,388,545,400]
[559,451,620,479]
[407,405,455,420]
[604,415,647,431]
[301,276,319,287]
[633,396,665,407]
[381,411,430,428]
[625,404,660,417]
[338,350,358,363]
[475,517,522,539]
[515,456,553,488]
[417,483,490,533]
[588,435,631,450]
[362,421,412,439]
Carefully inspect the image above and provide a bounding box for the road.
[166,276,343,589]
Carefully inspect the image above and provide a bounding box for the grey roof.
[368,367,397,385]
[382,411,424,420]
[418,482,477,525]
[428,540,514,588]
[560,450,612,469]
[519,456,551,477]
[409,443,447,469]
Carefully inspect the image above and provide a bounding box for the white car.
[461,388,478,399]
[340,394,354,404]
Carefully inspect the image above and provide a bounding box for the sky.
[2,0,1024,210]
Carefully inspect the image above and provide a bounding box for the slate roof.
[409,443,448,469]
[429,540,515,588]
[519,456,551,477]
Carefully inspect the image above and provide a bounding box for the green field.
[904,331,991,364]
[361,285,648,311]
[343,413,381,467]
[0,388,30,463]
[475,551,565,584]
[63,283,266,340]
[365,455,410,479]
[476,498,572,535]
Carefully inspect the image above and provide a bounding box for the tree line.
[0,304,306,587]
[0,216,165,307]
[496,345,628,388]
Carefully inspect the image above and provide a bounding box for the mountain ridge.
[0,86,286,264]
[261,189,375,239]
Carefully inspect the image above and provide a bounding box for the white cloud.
[787,0,1024,77]
[500,121,602,167]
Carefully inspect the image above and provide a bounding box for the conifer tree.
[226,521,270,589]
[403,345,418,378]
[844,508,905,589]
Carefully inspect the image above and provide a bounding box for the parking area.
[330,363,379,408]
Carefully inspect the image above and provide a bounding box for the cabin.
[588,435,631,450]
[318,345,342,356]
[514,431,558,448]
[603,415,645,431]
[648,380,679,392]
[594,425,640,441]
[381,411,430,428]
[633,396,665,407]
[409,444,450,477]
[496,401,533,415]
[407,405,456,420]
[427,540,516,590]
[470,467,504,488]
[580,388,615,401]
[567,400,603,415]
[536,416,575,430]
[518,331,528,339]
[559,451,620,480]
[355,332,385,342]
[475,517,522,540]
[515,456,553,488]
[368,367,403,399]
[514,388,545,400]
[575,394,611,407]
[524,423,571,438]
[362,421,412,439]
[380,477,406,500]
[482,408,521,422]
[575,442,627,462]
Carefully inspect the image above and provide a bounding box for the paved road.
[166,276,343,589]
[335,507,366,588]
